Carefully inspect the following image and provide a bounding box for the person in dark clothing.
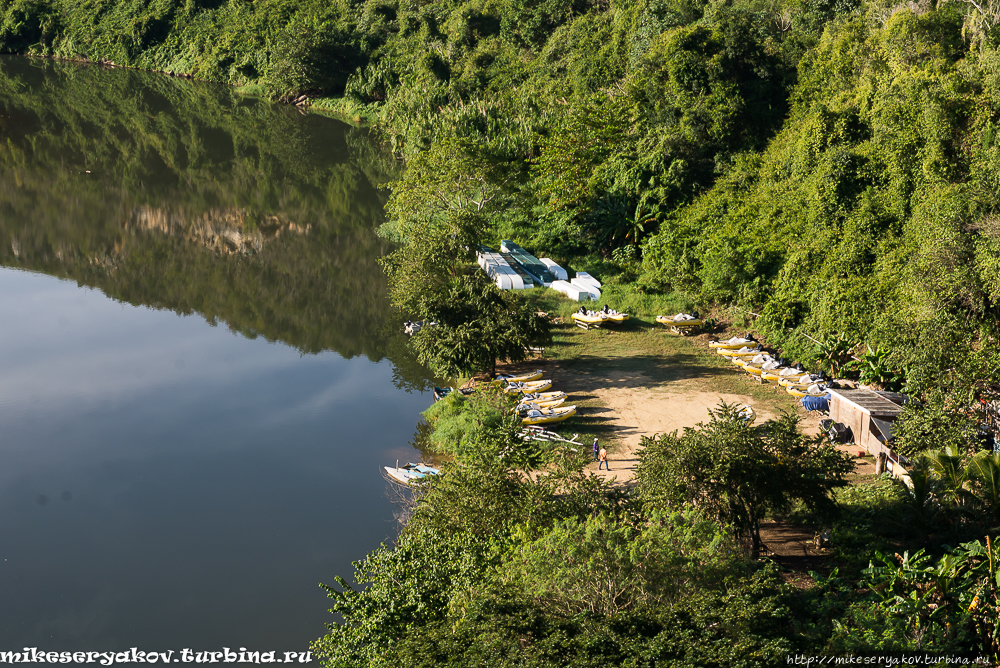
[592,438,599,461]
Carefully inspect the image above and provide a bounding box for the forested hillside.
[6,0,1000,661]
[6,0,994,395]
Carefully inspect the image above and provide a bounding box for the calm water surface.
[0,56,431,654]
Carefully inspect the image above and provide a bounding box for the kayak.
[492,369,543,384]
[519,390,567,402]
[760,368,789,383]
[520,404,578,425]
[513,397,567,413]
[502,379,553,394]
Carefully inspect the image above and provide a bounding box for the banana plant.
[845,345,902,389]
[815,333,854,377]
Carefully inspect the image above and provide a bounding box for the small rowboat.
[519,404,577,425]
[383,462,440,485]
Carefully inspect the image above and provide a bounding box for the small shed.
[827,389,909,478]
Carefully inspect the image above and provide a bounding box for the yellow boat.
[571,307,628,327]
[709,337,755,350]
[518,390,567,404]
[571,312,607,326]
[786,384,829,399]
[760,368,788,383]
[778,373,812,388]
[739,355,779,377]
[718,346,762,358]
[657,314,703,328]
[519,404,578,425]
[775,368,807,385]
[492,369,543,384]
[502,379,553,394]
[512,396,566,412]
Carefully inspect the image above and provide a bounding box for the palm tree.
[968,451,1000,529]
[922,446,973,508]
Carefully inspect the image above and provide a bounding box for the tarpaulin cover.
[802,394,831,412]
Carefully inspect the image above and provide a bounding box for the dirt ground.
[559,367,783,483]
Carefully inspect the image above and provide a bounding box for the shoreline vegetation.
[5,0,1000,659]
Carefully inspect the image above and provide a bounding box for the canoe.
[520,404,578,425]
[709,337,755,350]
[492,369,543,384]
[383,462,440,485]
[502,379,553,394]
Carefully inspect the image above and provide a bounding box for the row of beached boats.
[386,370,580,485]
[494,369,579,426]
[710,336,831,398]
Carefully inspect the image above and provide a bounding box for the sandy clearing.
[583,387,778,483]
[544,367,782,484]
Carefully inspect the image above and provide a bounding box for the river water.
[0,56,432,656]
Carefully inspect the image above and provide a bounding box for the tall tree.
[636,404,854,557]
[409,273,550,378]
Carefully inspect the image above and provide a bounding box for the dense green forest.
[6,0,996,396]
[6,0,1000,660]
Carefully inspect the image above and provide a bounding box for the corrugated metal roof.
[828,389,905,417]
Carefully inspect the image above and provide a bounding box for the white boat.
[383,462,440,485]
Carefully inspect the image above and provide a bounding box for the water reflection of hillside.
[0,56,431,391]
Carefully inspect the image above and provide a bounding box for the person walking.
[598,447,610,471]
[592,437,599,461]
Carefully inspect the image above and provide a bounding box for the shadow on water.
[0,55,434,391]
